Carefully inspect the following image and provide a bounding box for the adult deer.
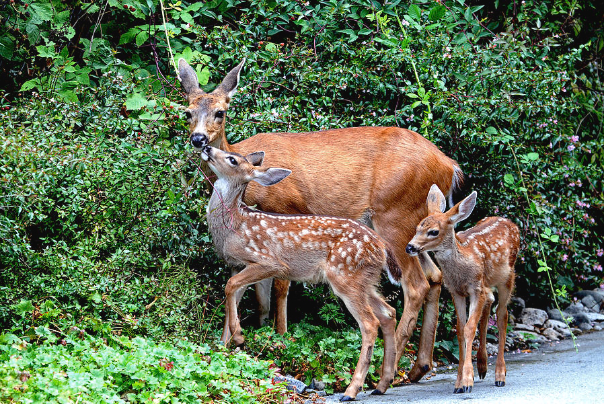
[406,184,519,393]
[203,144,400,401]
[179,58,463,380]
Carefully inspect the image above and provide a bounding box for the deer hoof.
[453,388,463,394]
[478,371,486,379]
[371,389,384,395]
[462,385,472,393]
[495,381,505,387]
[340,395,355,402]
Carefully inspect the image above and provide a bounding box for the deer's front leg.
[459,290,487,393]
[223,264,279,347]
[452,294,467,393]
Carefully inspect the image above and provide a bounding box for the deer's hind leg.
[494,275,514,387]
[329,278,380,402]
[477,289,495,380]
[369,291,397,395]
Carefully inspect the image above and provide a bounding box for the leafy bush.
[1,0,603,397]
[0,330,285,403]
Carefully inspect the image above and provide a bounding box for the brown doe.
[179,58,464,380]
[202,144,401,401]
[406,184,520,393]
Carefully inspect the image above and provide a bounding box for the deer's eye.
[185,110,192,120]
[227,157,238,166]
[427,230,439,237]
[215,110,225,119]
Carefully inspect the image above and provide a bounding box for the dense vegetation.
[1,0,602,401]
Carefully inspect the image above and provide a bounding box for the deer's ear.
[448,191,477,224]
[215,59,245,101]
[426,184,447,214]
[252,168,291,187]
[246,151,265,167]
[178,58,202,96]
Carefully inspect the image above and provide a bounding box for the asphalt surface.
[326,330,604,403]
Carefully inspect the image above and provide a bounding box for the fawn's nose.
[405,244,418,255]
[191,133,208,149]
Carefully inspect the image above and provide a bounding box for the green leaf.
[408,4,421,20]
[15,300,35,315]
[428,5,446,21]
[503,173,514,185]
[196,66,210,86]
[30,2,53,21]
[485,126,498,135]
[526,152,539,161]
[126,92,148,110]
[20,79,40,92]
[119,28,139,45]
[136,31,150,47]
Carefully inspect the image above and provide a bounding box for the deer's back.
[232,127,459,225]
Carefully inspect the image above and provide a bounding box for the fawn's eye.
[215,110,225,119]
[228,157,238,166]
[427,230,439,237]
[185,110,192,120]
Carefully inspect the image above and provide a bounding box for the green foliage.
[1,0,603,397]
[242,323,412,394]
[0,330,285,403]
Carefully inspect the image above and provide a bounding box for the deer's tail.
[385,248,402,286]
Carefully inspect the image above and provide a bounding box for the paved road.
[327,330,604,403]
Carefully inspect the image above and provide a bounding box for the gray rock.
[517,331,548,344]
[544,319,572,338]
[275,375,307,393]
[520,308,549,328]
[542,328,561,341]
[580,295,599,312]
[509,296,526,318]
[594,325,602,331]
[578,322,593,331]
[515,323,536,332]
[566,302,587,314]
[584,312,604,322]
[309,379,326,391]
[569,312,591,326]
[571,327,583,335]
[575,290,604,304]
[485,342,499,356]
[547,308,570,322]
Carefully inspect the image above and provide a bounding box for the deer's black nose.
[405,244,417,255]
[191,133,207,149]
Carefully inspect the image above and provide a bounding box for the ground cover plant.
[1,0,602,400]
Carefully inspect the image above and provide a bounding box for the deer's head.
[406,184,477,256]
[179,59,245,150]
[201,145,291,189]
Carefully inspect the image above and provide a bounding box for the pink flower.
[571,135,579,142]
[597,249,603,257]
[562,254,568,261]
[594,264,603,272]
[568,144,575,151]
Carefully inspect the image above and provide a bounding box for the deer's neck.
[207,179,247,258]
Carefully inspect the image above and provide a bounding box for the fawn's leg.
[273,279,290,334]
[452,294,467,393]
[369,292,397,395]
[459,289,487,393]
[477,289,495,380]
[254,278,273,327]
[495,278,514,387]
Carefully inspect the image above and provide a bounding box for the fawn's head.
[201,145,291,189]
[178,58,245,150]
[406,184,477,256]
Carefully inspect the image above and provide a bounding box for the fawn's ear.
[252,168,291,187]
[178,58,202,97]
[448,191,477,224]
[245,151,265,167]
[426,184,447,214]
[214,59,246,101]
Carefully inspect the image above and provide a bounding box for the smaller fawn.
[406,184,519,394]
[202,145,401,401]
